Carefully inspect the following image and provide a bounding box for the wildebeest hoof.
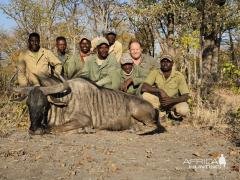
[29,128,46,135]
[83,127,96,134]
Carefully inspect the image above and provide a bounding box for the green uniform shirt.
[144,69,190,97]
[56,52,82,79]
[80,54,121,90]
[136,54,159,79]
[120,65,146,94]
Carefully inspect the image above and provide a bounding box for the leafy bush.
[222,62,240,93]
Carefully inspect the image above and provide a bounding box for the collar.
[28,47,44,55]
[132,54,149,65]
[123,69,133,76]
[159,68,177,81]
[80,51,90,58]
[93,54,108,68]
[109,42,116,53]
[27,48,45,64]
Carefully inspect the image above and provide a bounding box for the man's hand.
[158,89,168,98]
[120,78,133,92]
[158,89,175,108]
[160,96,175,108]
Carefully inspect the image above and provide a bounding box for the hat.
[95,37,109,47]
[120,53,133,65]
[79,36,90,42]
[159,54,174,62]
[104,30,117,36]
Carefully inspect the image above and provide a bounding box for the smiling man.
[17,32,62,87]
[80,37,121,90]
[79,37,91,61]
[128,39,158,78]
[141,54,190,120]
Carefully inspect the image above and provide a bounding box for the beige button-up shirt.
[17,48,62,86]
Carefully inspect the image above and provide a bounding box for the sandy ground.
[0,122,239,180]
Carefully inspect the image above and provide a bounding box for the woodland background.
[0,0,239,145]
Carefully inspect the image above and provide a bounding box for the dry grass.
[189,88,240,145]
[0,95,29,136]
[0,66,29,136]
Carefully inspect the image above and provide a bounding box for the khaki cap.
[159,54,174,62]
[120,53,133,65]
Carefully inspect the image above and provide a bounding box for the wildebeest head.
[11,82,70,135]
[27,87,50,134]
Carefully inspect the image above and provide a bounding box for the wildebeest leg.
[126,118,144,133]
[52,114,93,133]
[131,110,156,127]
[129,99,157,127]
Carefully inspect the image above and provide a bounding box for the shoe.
[169,111,183,121]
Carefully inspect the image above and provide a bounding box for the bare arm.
[17,54,28,87]
[160,93,189,108]
[141,82,159,93]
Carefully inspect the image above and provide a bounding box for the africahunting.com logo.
[183,154,226,169]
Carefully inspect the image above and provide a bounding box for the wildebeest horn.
[51,69,66,83]
[12,81,69,96]
[39,82,70,95]
[12,86,34,95]
[47,96,68,106]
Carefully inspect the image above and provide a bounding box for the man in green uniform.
[79,37,91,62]
[55,36,80,79]
[141,54,190,119]
[128,39,158,77]
[80,37,121,90]
[119,53,146,94]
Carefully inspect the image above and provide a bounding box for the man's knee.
[142,92,160,109]
[174,102,190,117]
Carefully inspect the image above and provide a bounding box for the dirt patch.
[0,123,239,180]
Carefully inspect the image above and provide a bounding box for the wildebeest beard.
[27,87,50,134]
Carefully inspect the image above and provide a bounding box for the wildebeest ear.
[10,94,28,102]
[47,96,68,106]
[9,86,31,102]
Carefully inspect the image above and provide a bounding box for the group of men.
[16,31,190,121]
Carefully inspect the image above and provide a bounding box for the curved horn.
[51,69,66,83]
[12,87,34,95]
[39,82,70,95]
[47,96,68,106]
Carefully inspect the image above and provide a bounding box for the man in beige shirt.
[141,54,190,120]
[17,32,62,87]
[104,30,123,62]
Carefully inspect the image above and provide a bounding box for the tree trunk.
[201,34,214,97]
[211,38,219,82]
[229,29,236,64]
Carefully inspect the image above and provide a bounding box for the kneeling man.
[141,54,190,119]
[119,53,145,95]
[80,37,120,90]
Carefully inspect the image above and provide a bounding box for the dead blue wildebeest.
[12,78,163,135]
